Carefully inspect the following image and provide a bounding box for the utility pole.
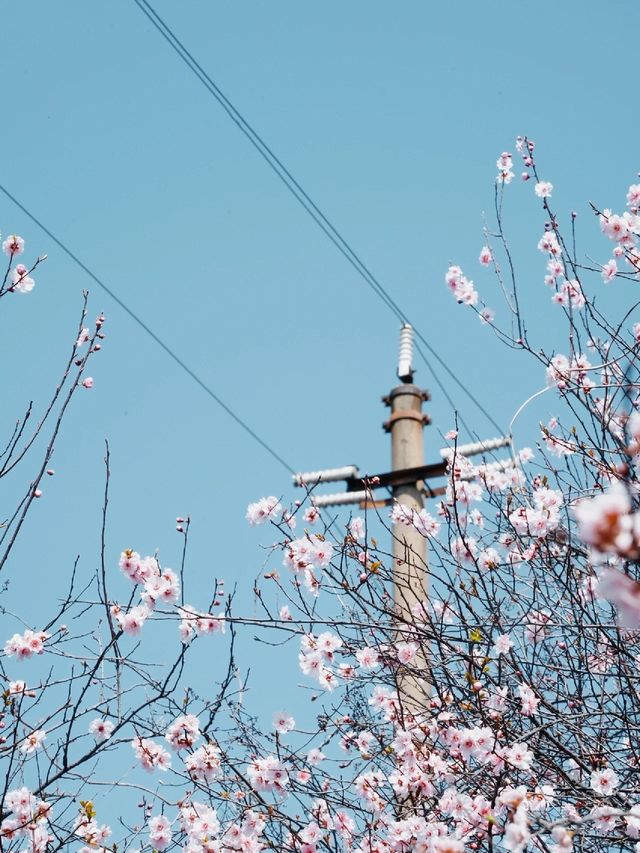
[383,326,429,646]
[382,325,431,707]
[293,325,511,708]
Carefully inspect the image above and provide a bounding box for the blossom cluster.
[118,548,180,606]
[1,788,52,852]
[74,807,112,853]
[445,265,478,306]
[165,713,200,750]
[131,736,172,772]
[1,234,38,294]
[298,631,346,691]
[247,754,290,793]
[113,549,226,643]
[599,187,640,281]
[4,628,48,661]
[185,742,222,782]
[178,604,226,643]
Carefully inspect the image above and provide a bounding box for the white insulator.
[440,435,511,459]
[312,490,369,508]
[397,323,414,382]
[462,457,514,479]
[293,465,359,487]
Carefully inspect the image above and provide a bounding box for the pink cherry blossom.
[396,641,418,664]
[597,568,640,628]
[303,506,319,524]
[307,748,325,765]
[518,682,540,716]
[574,482,638,556]
[132,737,171,772]
[112,603,150,635]
[445,265,479,306]
[349,516,365,540]
[88,718,114,742]
[493,633,513,656]
[247,755,289,793]
[11,264,35,293]
[2,234,24,255]
[627,183,640,208]
[185,742,222,781]
[272,711,295,734]
[246,496,283,525]
[356,646,380,670]
[590,767,619,796]
[20,729,46,754]
[165,714,200,750]
[535,180,553,198]
[148,814,172,851]
[4,628,48,660]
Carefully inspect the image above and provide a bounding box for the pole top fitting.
[387,384,428,401]
[383,410,431,433]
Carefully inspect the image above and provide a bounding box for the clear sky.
[3,0,639,724]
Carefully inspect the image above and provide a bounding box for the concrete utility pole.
[293,324,511,710]
[383,325,430,708]
[383,325,430,639]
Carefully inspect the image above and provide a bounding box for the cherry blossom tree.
[3,137,640,853]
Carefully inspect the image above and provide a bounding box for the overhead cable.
[132,0,505,437]
[0,183,296,475]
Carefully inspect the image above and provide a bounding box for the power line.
[0,183,296,475]
[132,0,505,438]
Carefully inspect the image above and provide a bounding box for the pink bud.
[82,377,94,389]
[523,156,532,166]
[214,600,221,606]
[359,572,367,582]
[176,525,184,533]
[521,172,530,181]
[176,517,185,523]
[33,489,42,498]
[93,344,101,352]
[46,469,55,476]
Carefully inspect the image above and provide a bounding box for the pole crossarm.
[342,461,448,493]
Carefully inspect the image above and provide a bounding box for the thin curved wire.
[0,183,296,475]
[132,0,505,438]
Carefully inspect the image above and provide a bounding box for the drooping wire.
[0,183,296,475]
[132,0,403,320]
[132,0,505,437]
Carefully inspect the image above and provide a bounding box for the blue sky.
[2,0,639,720]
